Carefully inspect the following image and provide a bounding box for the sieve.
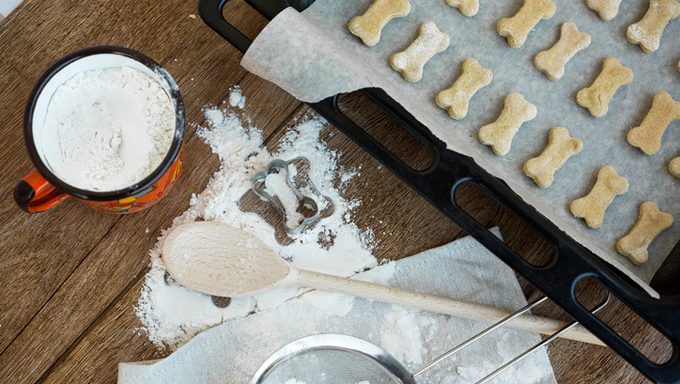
[249,295,610,384]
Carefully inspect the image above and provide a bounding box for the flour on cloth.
[121,231,557,384]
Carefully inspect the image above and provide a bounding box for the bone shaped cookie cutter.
[586,0,622,21]
[570,165,629,229]
[436,58,493,120]
[478,93,537,156]
[627,91,680,155]
[497,0,557,48]
[348,0,411,47]
[444,0,479,17]
[389,21,450,82]
[523,127,583,188]
[627,0,680,53]
[576,56,633,117]
[534,22,591,81]
[616,201,673,265]
[252,159,320,235]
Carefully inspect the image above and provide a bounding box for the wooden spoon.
[162,221,604,346]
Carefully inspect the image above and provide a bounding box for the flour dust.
[135,88,378,349]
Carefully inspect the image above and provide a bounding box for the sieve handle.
[295,269,604,346]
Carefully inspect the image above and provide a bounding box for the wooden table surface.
[0,1,673,383]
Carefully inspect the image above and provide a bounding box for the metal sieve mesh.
[249,334,416,384]
[250,296,610,384]
[254,349,401,384]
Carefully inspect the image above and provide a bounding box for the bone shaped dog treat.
[533,22,591,81]
[445,0,479,17]
[586,0,622,21]
[523,127,583,188]
[570,166,629,229]
[669,157,680,178]
[616,201,673,265]
[497,0,557,48]
[627,0,680,53]
[627,91,680,155]
[436,58,493,120]
[576,56,633,117]
[348,0,411,47]
[390,21,450,82]
[478,93,537,156]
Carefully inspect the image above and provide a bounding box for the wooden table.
[0,1,672,382]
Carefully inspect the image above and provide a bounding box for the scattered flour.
[42,66,175,191]
[135,88,378,348]
[132,88,554,384]
[380,306,435,367]
[228,85,246,109]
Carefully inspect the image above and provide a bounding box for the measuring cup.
[13,46,185,214]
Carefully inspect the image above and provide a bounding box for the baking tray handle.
[198,0,252,53]
[322,88,680,382]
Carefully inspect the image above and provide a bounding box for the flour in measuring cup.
[42,66,176,191]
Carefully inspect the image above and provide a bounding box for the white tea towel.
[119,229,556,383]
[0,0,22,18]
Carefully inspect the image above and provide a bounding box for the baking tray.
[198,0,680,381]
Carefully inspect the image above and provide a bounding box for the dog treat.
[478,93,538,156]
[390,21,450,82]
[497,0,557,48]
[586,0,622,21]
[626,0,680,53]
[436,58,493,120]
[627,91,680,155]
[576,56,633,117]
[348,0,411,47]
[616,201,673,265]
[570,165,629,229]
[523,127,583,188]
[669,157,680,178]
[445,0,479,17]
[533,22,591,81]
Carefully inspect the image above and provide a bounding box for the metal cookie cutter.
[251,159,321,235]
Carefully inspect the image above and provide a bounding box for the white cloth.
[118,229,556,383]
[0,0,22,17]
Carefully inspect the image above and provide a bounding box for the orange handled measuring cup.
[13,46,185,214]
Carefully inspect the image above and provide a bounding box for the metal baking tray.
[197,0,680,381]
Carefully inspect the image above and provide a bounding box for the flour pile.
[135,88,378,348]
[42,66,176,191]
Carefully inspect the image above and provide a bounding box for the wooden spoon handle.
[295,269,604,346]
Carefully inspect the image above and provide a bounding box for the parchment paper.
[119,231,556,384]
[241,0,680,297]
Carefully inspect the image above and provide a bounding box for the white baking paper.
[119,230,557,384]
[240,0,680,296]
